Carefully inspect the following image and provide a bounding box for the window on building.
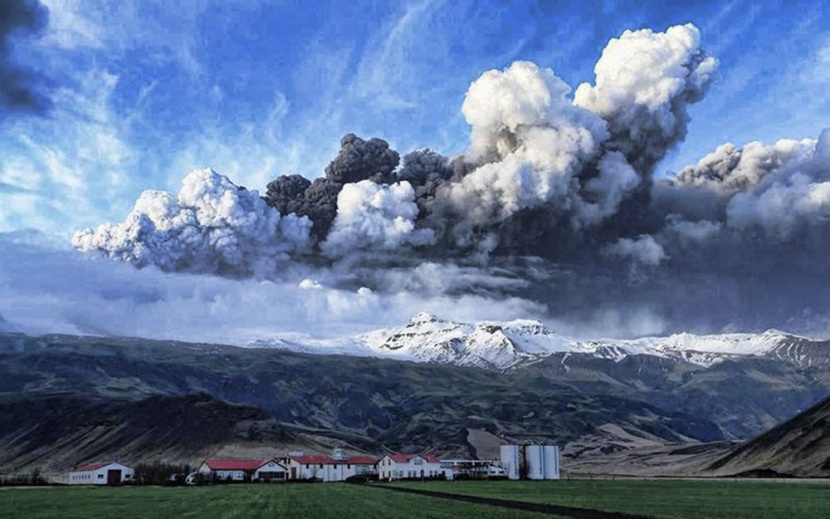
[98,474,104,479]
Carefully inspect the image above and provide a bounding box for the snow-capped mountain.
[250,312,829,372]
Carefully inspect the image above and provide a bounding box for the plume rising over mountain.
[61,22,830,337]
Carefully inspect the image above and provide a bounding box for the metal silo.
[542,445,560,480]
[499,444,520,480]
[525,445,544,480]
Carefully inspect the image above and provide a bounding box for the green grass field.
[0,484,560,519]
[3,479,829,519]
[393,478,830,519]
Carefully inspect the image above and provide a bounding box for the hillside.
[1,331,828,474]
[0,394,277,473]
[707,394,830,477]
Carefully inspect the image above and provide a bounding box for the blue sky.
[1,0,828,237]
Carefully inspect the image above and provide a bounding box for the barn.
[68,462,135,485]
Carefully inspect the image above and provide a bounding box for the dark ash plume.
[324,133,400,185]
[265,133,402,240]
[0,0,50,114]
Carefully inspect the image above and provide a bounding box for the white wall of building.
[68,462,134,485]
[543,445,560,480]
[254,461,287,481]
[377,456,443,481]
[500,445,520,480]
[525,445,544,480]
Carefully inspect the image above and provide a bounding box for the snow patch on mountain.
[248,313,817,371]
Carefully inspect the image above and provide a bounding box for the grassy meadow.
[393,478,830,519]
[2,479,830,519]
[0,483,559,519]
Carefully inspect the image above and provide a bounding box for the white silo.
[542,445,560,480]
[499,444,520,480]
[525,445,544,480]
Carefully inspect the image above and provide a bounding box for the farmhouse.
[198,459,286,482]
[377,454,443,481]
[283,452,379,482]
[284,454,336,482]
[68,462,134,485]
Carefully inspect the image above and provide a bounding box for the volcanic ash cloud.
[71,23,830,334]
[73,168,312,277]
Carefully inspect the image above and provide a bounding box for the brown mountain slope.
[0,394,290,475]
[707,394,830,477]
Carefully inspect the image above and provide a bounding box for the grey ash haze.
[11,22,826,339]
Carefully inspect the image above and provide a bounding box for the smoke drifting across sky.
[23,22,830,339]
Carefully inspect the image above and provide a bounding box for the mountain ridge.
[2,326,828,475]
[251,313,828,372]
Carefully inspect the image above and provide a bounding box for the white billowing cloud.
[446,61,609,241]
[576,151,640,228]
[73,168,312,277]
[462,60,607,164]
[727,174,830,241]
[604,235,667,266]
[672,138,816,194]
[665,129,830,242]
[322,180,435,256]
[443,22,715,248]
[575,23,718,167]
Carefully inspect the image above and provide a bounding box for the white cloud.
[603,235,667,266]
[322,180,435,256]
[0,69,135,234]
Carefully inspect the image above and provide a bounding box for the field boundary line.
[360,483,662,519]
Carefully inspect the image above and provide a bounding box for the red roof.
[348,456,378,465]
[75,463,108,472]
[289,455,338,465]
[204,460,271,471]
[387,454,440,464]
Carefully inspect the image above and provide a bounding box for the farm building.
[68,462,134,485]
[439,459,506,480]
[282,452,378,482]
[500,444,560,480]
[377,454,443,481]
[347,456,379,476]
[198,459,287,482]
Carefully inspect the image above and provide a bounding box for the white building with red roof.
[377,454,444,481]
[68,462,134,485]
[283,451,378,482]
[198,459,286,482]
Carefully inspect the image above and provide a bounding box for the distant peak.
[408,312,444,325]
